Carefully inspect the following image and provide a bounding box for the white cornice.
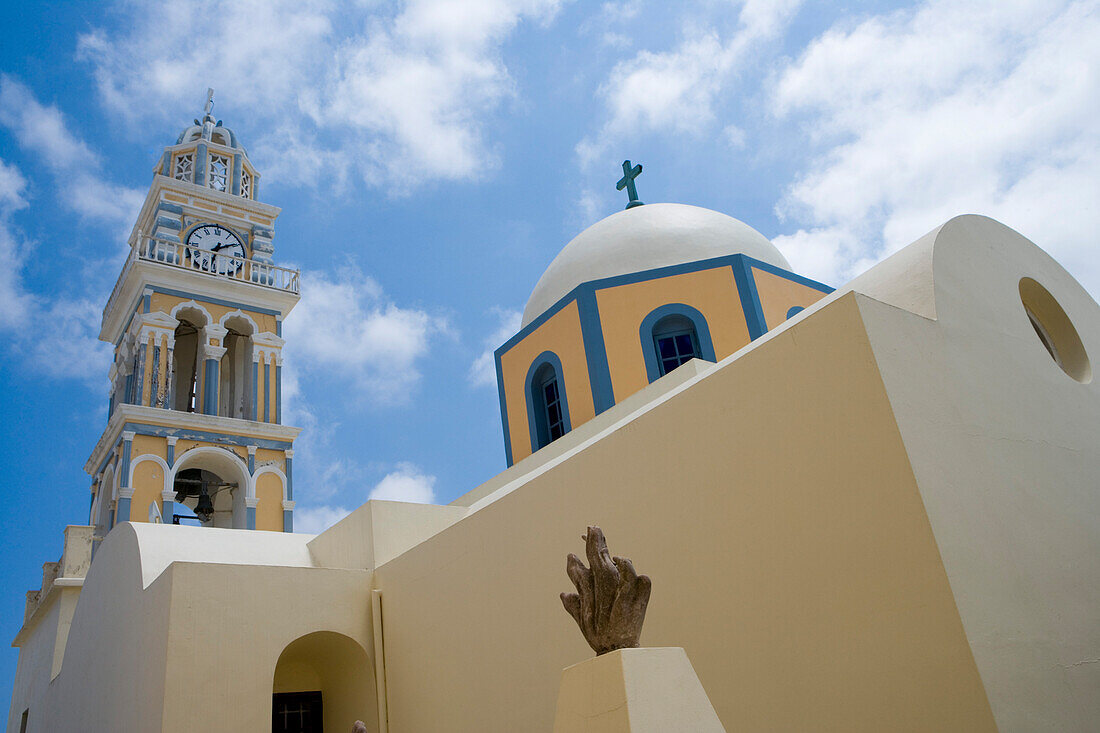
[85,403,300,475]
[130,175,280,244]
[101,259,300,344]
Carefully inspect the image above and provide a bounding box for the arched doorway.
[170,446,250,529]
[272,631,375,733]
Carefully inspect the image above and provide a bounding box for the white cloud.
[0,79,127,383]
[78,0,566,191]
[283,267,447,402]
[368,462,436,503]
[0,158,33,331]
[468,307,522,387]
[0,75,142,233]
[577,0,801,167]
[294,504,353,535]
[293,461,437,533]
[772,0,1100,292]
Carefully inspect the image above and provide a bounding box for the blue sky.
[1,0,1097,696]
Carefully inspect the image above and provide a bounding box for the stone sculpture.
[561,526,652,655]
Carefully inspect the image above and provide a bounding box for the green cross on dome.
[616,160,644,209]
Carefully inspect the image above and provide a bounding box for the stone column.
[115,431,136,525]
[199,324,228,416]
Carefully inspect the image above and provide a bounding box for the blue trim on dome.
[746,257,835,294]
[494,252,832,466]
[732,257,767,340]
[495,349,513,466]
[577,289,615,415]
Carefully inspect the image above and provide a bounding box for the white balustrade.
[105,237,300,320]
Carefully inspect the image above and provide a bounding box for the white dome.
[522,203,790,326]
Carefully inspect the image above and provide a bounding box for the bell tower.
[85,90,301,540]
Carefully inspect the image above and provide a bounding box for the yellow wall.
[499,301,593,464]
[374,294,996,732]
[129,461,165,523]
[132,435,167,460]
[752,267,830,331]
[255,449,285,469]
[596,267,751,402]
[256,474,284,532]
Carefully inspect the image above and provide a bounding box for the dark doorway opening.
[272,691,323,733]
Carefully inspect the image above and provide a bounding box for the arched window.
[219,315,255,419]
[653,315,700,376]
[525,352,571,451]
[640,304,717,383]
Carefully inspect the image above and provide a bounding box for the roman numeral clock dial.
[185,224,246,274]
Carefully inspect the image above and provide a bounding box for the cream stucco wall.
[849,216,1100,731]
[12,525,377,733]
[10,215,1099,733]
[373,293,996,732]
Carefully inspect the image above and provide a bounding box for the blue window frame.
[540,371,565,442]
[525,351,572,452]
[653,317,701,376]
[640,304,717,383]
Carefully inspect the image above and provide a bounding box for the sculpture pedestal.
[552,647,725,732]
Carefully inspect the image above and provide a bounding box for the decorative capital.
[561,526,651,656]
[282,500,296,511]
[121,431,136,442]
[245,496,260,508]
[199,343,228,361]
[284,449,294,459]
[166,436,179,446]
[117,487,135,500]
[247,444,257,455]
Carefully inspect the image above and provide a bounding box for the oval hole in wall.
[1018,277,1091,383]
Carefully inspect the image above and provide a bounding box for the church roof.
[522,203,791,326]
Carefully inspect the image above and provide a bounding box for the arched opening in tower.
[172,318,202,412]
[172,468,239,527]
[220,315,255,419]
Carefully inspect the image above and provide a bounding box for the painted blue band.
[115,498,131,525]
[246,505,256,530]
[203,358,219,415]
[495,349,513,466]
[275,365,282,424]
[231,153,243,196]
[577,288,615,414]
[285,456,293,500]
[732,255,767,340]
[195,142,208,187]
[283,509,293,533]
[120,436,133,489]
[251,361,259,421]
[263,363,271,422]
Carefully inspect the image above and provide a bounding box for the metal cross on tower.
[616,160,644,209]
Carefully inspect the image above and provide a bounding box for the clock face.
[185,224,246,274]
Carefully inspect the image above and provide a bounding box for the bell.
[194,491,215,522]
